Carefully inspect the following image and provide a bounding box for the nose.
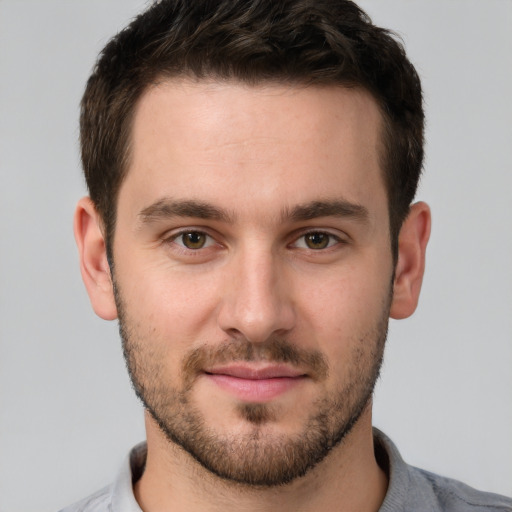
[217,248,296,343]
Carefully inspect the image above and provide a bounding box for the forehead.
[121,79,386,221]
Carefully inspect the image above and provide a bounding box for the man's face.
[112,80,394,485]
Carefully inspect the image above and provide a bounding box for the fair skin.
[75,80,430,512]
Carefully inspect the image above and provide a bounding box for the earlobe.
[390,201,431,320]
[74,197,118,320]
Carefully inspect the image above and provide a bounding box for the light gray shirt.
[59,429,512,512]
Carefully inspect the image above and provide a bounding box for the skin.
[75,80,430,512]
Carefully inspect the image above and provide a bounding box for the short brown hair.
[80,0,424,260]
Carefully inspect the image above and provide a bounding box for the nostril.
[216,268,296,343]
[224,327,244,339]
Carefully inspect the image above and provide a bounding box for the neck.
[134,408,388,512]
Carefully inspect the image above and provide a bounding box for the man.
[63,1,512,511]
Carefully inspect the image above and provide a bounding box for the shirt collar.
[111,442,146,512]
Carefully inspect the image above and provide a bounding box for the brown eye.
[304,232,330,249]
[181,231,207,249]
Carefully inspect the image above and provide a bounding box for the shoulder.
[57,442,146,512]
[409,466,512,512]
[374,429,512,512]
[58,484,113,512]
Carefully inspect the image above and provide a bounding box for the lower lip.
[205,374,305,402]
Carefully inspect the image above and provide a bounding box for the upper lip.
[203,364,306,380]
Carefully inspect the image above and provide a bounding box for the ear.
[390,201,431,320]
[74,197,118,320]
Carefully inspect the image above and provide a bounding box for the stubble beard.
[116,284,390,487]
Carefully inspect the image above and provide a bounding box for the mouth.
[202,364,308,402]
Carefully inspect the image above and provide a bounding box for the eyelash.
[163,229,345,253]
[163,230,217,253]
[290,230,344,250]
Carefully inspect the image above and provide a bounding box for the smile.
[203,364,307,402]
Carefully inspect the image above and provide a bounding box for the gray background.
[0,1,511,511]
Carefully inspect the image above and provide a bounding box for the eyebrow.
[137,197,368,227]
[285,200,369,223]
[138,198,234,225]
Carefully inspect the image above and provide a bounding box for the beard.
[116,283,389,487]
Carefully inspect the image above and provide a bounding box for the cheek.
[118,259,224,349]
[295,260,392,353]
[117,272,221,391]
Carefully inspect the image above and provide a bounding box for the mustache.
[182,338,329,385]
